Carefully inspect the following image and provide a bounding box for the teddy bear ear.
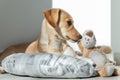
[85,30,93,37]
[83,30,94,37]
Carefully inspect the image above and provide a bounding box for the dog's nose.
[93,63,96,67]
[78,34,82,39]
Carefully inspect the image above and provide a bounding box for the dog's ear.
[43,8,60,28]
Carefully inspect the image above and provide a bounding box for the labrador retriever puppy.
[0,8,82,73]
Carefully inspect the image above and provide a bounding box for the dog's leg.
[0,43,30,62]
[63,44,75,57]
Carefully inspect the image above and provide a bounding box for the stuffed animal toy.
[77,29,120,77]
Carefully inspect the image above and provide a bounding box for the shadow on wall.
[114,52,120,65]
[0,0,52,52]
[111,0,120,65]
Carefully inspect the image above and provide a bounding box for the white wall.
[53,0,111,46]
[0,0,52,52]
[53,0,111,51]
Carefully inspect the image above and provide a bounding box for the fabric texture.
[2,53,95,78]
[1,73,120,80]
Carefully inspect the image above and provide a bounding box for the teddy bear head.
[81,30,96,49]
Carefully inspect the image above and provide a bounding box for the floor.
[0,73,120,80]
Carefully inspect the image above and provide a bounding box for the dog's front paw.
[75,51,82,56]
[0,66,5,74]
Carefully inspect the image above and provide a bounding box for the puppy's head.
[43,8,82,42]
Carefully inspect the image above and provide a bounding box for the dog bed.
[2,53,95,78]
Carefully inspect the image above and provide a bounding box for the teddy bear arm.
[82,49,94,58]
[96,45,112,54]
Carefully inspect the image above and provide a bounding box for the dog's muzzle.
[72,34,82,42]
[66,34,82,43]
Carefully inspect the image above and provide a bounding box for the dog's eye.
[67,20,72,26]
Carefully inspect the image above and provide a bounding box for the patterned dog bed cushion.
[2,53,95,78]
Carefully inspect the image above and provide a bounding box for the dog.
[25,8,82,55]
[0,8,82,73]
